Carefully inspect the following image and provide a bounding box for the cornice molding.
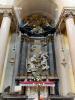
[56,7,75,31]
[0,5,19,32]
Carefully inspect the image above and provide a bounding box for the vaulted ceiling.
[15,0,58,21]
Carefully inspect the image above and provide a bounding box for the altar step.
[15,76,59,81]
[0,94,75,100]
[48,95,75,100]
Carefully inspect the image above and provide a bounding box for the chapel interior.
[0,0,75,100]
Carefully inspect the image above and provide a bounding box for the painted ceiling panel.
[15,0,58,19]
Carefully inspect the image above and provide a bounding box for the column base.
[67,92,75,95]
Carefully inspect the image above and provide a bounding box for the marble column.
[65,14,75,93]
[0,13,11,86]
[65,14,75,73]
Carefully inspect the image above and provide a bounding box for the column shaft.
[0,14,11,85]
[65,16,75,73]
[65,16,75,93]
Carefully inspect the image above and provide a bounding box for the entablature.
[0,5,18,33]
[56,7,75,31]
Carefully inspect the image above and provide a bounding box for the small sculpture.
[27,51,49,81]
